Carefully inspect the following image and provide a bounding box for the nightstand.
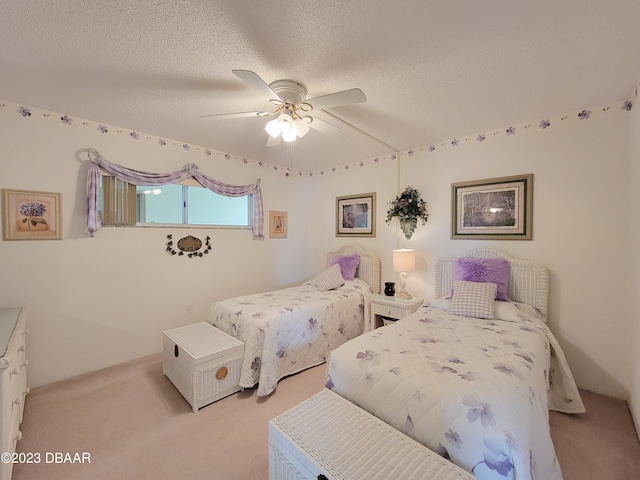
[371,295,423,328]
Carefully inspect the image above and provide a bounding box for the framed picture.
[269,210,287,238]
[2,189,62,240]
[451,174,533,240]
[336,192,376,237]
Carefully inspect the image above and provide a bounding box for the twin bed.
[206,245,380,397]
[325,247,584,479]
[208,245,584,479]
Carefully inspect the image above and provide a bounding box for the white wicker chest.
[0,308,28,480]
[163,322,244,412]
[269,389,475,480]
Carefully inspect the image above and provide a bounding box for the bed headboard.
[435,248,549,317]
[326,245,381,294]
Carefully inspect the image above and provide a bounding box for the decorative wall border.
[0,99,302,176]
[0,97,633,178]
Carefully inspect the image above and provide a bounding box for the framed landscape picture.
[2,189,62,240]
[336,192,376,237]
[451,174,533,240]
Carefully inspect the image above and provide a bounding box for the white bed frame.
[435,248,549,317]
[326,245,381,294]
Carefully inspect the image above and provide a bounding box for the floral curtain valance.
[86,148,264,238]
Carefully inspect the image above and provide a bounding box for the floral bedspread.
[207,279,371,397]
[325,304,584,480]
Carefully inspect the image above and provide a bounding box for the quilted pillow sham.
[329,253,360,281]
[314,263,346,291]
[454,256,510,301]
[448,280,497,319]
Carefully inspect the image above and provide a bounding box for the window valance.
[86,148,263,237]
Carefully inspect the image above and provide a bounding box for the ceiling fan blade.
[232,70,281,102]
[266,135,282,147]
[307,88,366,110]
[308,117,350,139]
[200,111,271,120]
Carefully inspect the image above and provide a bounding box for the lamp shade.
[393,249,415,273]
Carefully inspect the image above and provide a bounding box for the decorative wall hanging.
[166,234,212,257]
[385,186,429,240]
[336,193,376,237]
[2,189,62,240]
[451,174,533,240]
[269,210,288,238]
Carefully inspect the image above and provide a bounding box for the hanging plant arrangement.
[386,186,429,240]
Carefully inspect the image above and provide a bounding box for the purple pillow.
[329,253,360,281]
[454,257,511,301]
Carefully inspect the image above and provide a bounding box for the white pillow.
[314,263,345,291]
[427,296,451,310]
[429,295,545,322]
[448,281,497,319]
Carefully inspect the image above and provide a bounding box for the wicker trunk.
[269,389,475,480]
[163,322,244,412]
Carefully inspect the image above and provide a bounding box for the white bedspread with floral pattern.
[207,279,371,397]
[325,303,584,480]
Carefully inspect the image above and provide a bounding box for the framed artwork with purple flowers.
[336,192,376,237]
[2,189,62,240]
[451,174,533,240]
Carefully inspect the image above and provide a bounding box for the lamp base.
[395,272,411,299]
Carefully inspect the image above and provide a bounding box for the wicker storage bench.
[163,322,244,412]
[269,389,475,480]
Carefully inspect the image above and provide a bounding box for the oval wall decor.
[166,234,212,258]
[177,235,202,252]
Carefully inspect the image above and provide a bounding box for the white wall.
[0,101,312,387]
[305,159,399,288]
[397,104,632,399]
[1,97,636,403]
[629,82,640,435]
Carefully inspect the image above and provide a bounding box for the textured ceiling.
[1,1,639,172]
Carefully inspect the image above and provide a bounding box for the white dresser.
[0,308,28,480]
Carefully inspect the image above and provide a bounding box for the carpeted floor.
[12,353,640,480]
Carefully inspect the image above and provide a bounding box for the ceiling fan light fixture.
[276,113,293,132]
[265,118,281,138]
[282,128,297,142]
[293,117,311,138]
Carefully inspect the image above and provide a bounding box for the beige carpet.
[12,353,640,480]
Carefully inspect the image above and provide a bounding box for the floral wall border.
[308,98,633,177]
[0,99,301,177]
[0,97,633,178]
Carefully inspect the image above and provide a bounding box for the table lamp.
[393,249,415,299]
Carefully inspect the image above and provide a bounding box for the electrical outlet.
[186,304,194,315]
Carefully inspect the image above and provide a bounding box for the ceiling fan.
[200,70,367,146]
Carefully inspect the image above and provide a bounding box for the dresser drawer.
[0,307,28,480]
[371,303,407,319]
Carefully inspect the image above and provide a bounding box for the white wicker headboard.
[327,245,381,294]
[435,248,549,317]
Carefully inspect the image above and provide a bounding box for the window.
[99,177,251,228]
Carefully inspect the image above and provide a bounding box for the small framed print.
[2,189,62,240]
[451,174,533,240]
[336,192,376,237]
[269,210,287,238]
